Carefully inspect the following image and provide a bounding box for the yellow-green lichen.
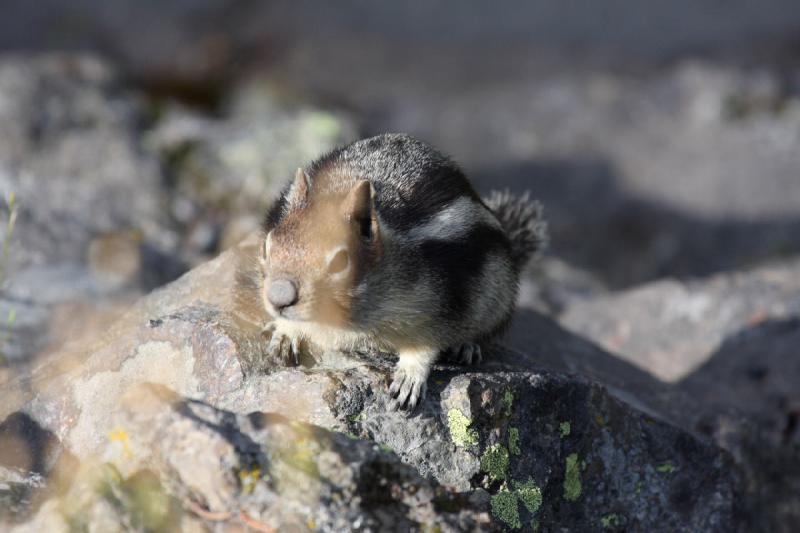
[490,488,521,529]
[656,462,676,474]
[601,514,620,528]
[508,427,521,455]
[563,453,582,501]
[502,390,514,415]
[237,467,261,495]
[559,421,571,438]
[447,409,479,449]
[514,479,542,514]
[481,444,510,481]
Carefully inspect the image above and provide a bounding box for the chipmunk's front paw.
[389,366,427,413]
[262,323,301,367]
[444,342,482,365]
[388,351,436,413]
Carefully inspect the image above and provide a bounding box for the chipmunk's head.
[260,168,381,327]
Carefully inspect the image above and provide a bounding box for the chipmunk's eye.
[327,249,349,275]
[358,216,372,240]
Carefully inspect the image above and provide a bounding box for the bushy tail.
[485,190,548,268]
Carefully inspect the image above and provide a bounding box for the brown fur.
[259,169,382,331]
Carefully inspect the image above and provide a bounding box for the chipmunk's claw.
[264,327,300,367]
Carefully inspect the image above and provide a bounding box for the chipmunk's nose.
[268,278,298,311]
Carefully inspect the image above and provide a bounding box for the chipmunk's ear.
[287,167,310,208]
[342,180,378,241]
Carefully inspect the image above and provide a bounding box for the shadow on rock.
[504,308,696,425]
[676,318,800,532]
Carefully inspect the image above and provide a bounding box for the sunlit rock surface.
[0,238,748,531]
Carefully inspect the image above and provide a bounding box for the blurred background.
[0,1,799,386]
[2,0,800,363]
[0,1,799,528]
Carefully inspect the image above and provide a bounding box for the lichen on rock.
[502,389,514,416]
[514,478,542,514]
[490,488,521,529]
[656,462,676,474]
[480,444,510,482]
[508,427,521,455]
[601,513,621,529]
[446,408,479,449]
[563,453,582,502]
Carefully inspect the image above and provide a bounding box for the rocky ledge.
[0,236,746,532]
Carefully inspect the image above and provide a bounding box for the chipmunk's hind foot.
[444,342,483,366]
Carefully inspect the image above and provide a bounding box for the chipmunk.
[248,133,546,411]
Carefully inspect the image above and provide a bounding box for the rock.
[0,236,746,531]
[0,54,172,273]
[0,54,184,363]
[8,382,493,532]
[559,259,800,383]
[559,259,800,530]
[0,412,78,526]
[0,466,45,524]
[518,257,608,315]
[145,78,357,256]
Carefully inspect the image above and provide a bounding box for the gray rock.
[7,381,493,532]
[0,54,184,362]
[0,467,44,524]
[145,80,357,254]
[559,259,800,384]
[0,236,746,531]
[0,54,170,271]
[560,259,800,531]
